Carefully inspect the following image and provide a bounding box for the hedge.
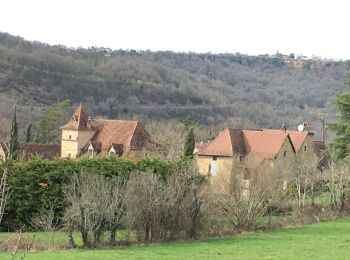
[1,157,172,230]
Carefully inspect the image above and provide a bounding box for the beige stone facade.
[195,128,319,191]
[61,129,96,158]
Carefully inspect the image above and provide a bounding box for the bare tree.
[288,157,321,217]
[124,162,204,242]
[106,177,127,244]
[205,166,271,231]
[30,206,60,247]
[323,154,350,213]
[62,172,118,247]
[163,162,204,239]
[124,170,164,242]
[145,121,185,160]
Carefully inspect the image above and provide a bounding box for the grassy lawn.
[2,218,350,259]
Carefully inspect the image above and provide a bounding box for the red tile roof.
[197,128,294,162]
[91,120,147,151]
[263,129,313,153]
[19,143,61,160]
[0,142,60,161]
[61,104,94,130]
[63,105,153,156]
[198,129,245,157]
[243,130,291,159]
[194,141,211,155]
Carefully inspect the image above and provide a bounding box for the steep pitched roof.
[61,104,153,156]
[91,119,150,152]
[198,128,245,157]
[194,141,211,155]
[198,128,293,162]
[263,129,313,153]
[243,130,292,160]
[61,104,94,130]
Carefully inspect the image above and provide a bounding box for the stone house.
[60,104,155,158]
[195,127,323,191]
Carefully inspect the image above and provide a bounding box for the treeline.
[0,31,348,135]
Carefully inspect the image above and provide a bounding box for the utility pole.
[309,111,326,142]
[315,112,326,142]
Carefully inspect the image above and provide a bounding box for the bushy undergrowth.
[0,157,170,230]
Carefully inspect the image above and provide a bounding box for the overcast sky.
[1,0,349,59]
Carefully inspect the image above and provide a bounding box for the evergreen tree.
[25,123,32,143]
[182,115,194,131]
[9,108,19,161]
[35,100,71,143]
[183,127,195,158]
[329,72,350,159]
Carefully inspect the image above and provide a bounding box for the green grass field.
[2,218,350,259]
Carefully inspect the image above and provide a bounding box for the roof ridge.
[96,119,139,123]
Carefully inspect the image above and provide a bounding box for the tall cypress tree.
[25,123,32,143]
[183,127,195,158]
[9,108,19,161]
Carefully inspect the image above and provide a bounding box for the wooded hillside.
[0,32,348,139]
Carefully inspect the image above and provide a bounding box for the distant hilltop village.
[53,44,346,71]
[261,52,346,71]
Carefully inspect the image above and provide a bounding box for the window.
[213,156,217,161]
[109,151,115,156]
[304,146,307,152]
[210,162,218,176]
[68,134,72,140]
[283,151,287,157]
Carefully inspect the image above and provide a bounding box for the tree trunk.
[81,228,89,248]
[67,227,76,248]
[109,227,117,244]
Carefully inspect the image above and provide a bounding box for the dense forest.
[0,31,348,141]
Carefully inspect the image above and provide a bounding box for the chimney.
[303,122,309,131]
[281,124,287,132]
